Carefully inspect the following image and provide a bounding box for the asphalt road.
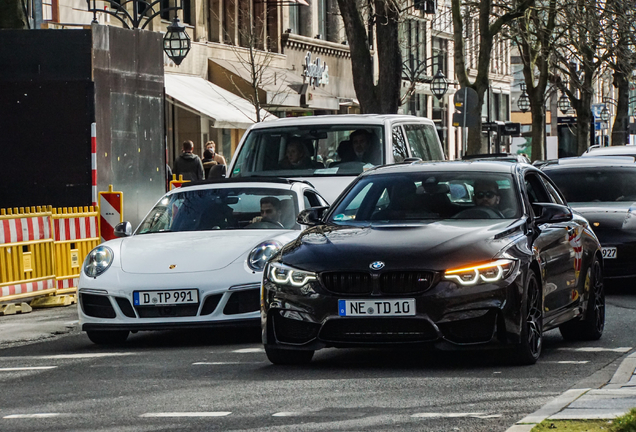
[0,288,635,432]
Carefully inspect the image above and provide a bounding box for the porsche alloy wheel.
[513,272,542,365]
[265,346,314,365]
[560,257,605,341]
[86,330,129,345]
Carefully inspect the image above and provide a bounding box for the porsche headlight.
[83,246,114,278]
[247,241,282,271]
[444,259,515,286]
[268,262,316,287]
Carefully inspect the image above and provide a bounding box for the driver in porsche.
[473,179,501,209]
[250,196,282,225]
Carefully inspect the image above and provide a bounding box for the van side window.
[403,124,444,161]
[392,126,408,163]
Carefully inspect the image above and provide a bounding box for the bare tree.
[451,0,534,154]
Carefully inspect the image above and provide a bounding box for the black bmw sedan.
[542,157,636,283]
[261,161,605,365]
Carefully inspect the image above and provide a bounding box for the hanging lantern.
[430,70,449,101]
[558,94,571,114]
[163,16,191,66]
[517,92,530,113]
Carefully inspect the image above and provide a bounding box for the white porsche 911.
[78,178,328,344]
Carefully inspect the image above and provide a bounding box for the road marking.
[0,367,57,372]
[548,361,590,364]
[232,348,264,353]
[140,412,231,418]
[192,362,262,365]
[557,347,631,353]
[272,412,304,417]
[4,413,61,419]
[0,353,136,360]
[412,412,502,419]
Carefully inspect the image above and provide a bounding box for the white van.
[227,114,445,203]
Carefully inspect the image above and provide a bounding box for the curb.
[505,352,636,432]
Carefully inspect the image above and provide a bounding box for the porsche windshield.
[231,125,387,178]
[137,188,299,233]
[546,168,636,203]
[329,172,521,224]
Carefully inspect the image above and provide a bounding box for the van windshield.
[230,125,385,178]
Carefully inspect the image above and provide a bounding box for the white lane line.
[140,412,231,418]
[412,412,502,419]
[557,347,632,353]
[272,412,304,417]
[232,348,264,353]
[0,367,57,372]
[0,353,136,360]
[4,413,61,419]
[192,362,262,365]
[548,361,590,364]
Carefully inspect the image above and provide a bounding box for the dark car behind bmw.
[261,161,605,366]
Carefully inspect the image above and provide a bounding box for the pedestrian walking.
[173,140,204,181]
[204,141,227,166]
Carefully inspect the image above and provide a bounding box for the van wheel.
[86,330,129,345]
[512,272,542,365]
[560,257,605,341]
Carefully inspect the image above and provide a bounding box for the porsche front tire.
[86,330,130,345]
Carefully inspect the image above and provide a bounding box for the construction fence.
[0,205,100,314]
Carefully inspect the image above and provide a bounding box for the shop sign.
[302,52,329,88]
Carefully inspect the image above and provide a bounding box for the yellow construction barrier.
[169,174,190,190]
[31,206,99,308]
[0,206,57,313]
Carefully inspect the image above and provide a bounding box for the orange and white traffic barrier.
[0,207,57,304]
[98,185,123,242]
[51,206,100,295]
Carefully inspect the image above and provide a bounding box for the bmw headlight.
[444,259,515,286]
[268,262,316,287]
[247,241,282,271]
[83,246,114,278]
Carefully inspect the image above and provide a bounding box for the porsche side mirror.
[297,206,329,226]
[533,203,573,224]
[114,221,133,237]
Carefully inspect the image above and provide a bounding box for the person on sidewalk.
[204,141,227,166]
[173,140,204,181]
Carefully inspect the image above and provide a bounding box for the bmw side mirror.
[114,221,133,237]
[533,203,573,224]
[297,206,329,226]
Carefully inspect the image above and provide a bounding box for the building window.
[289,3,299,34]
[432,37,447,75]
[161,0,191,24]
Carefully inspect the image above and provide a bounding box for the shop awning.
[164,73,276,130]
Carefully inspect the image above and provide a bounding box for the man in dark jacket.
[173,140,204,181]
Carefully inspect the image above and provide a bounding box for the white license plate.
[601,247,617,259]
[338,299,416,317]
[133,289,199,306]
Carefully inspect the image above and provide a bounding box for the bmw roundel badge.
[369,261,385,270]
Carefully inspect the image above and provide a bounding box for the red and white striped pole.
[91,122,97,207]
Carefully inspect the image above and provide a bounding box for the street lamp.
[86,0,191,66]
[558,94,571,114]
[517,92,530,113]
[430,70,449,101]
[600,106,610,122]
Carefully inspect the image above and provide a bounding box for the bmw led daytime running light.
[444,259,514,285]
[83,246,114,278]
[247,241,282,271]
[269,262,316,287]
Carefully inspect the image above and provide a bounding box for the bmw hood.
[119,230,296,274]
[571,202,636,231]
[279,220,522,273]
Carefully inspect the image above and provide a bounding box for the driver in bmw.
[250,197,282,225]
[473,179,501,209]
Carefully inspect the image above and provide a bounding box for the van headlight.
[444,259,515,286]
[83,246,114,278]
[247,241,282,271]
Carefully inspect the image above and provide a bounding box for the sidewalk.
[507,352,636,431]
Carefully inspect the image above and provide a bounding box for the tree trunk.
[530,96,546,161]
[612,70,630,146]
[0,0,28,29]
[576,99,592,155]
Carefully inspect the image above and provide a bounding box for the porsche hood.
[118,231,293,274]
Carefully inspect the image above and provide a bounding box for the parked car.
[582,145,636,158]
[542,157,636,283]
[78,178,328,345]
[261,161,605,365]
[462,152,531,164]
[227,115,445,203]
